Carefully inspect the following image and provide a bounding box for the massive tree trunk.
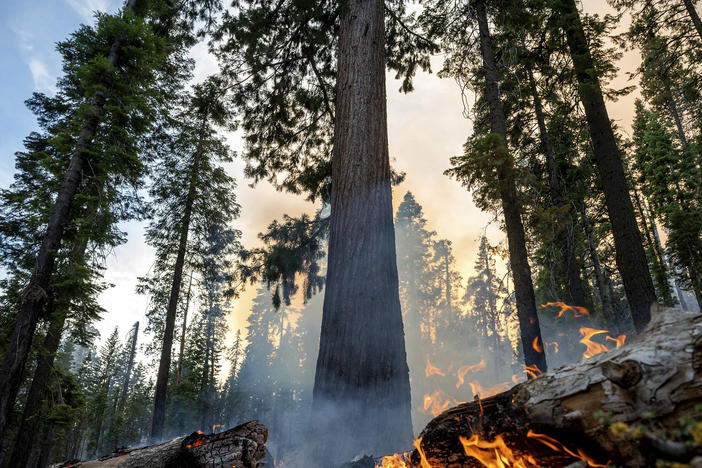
[0,0,139,443]
[527,67,586,308]
[475,0,547,373]
[150,151,202,442]
[50,421,268,468]
[554,0,657,332]
[392,304,702,468]
[309,0,413,464]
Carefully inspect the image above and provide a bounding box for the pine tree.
[631,102,702,308]
[141,76,240,441]
[444,0,547,374]
[550,0,657,331]
[0,0,203,441]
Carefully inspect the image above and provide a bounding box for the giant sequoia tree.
[215,0,434,461]
[309,0,413,461]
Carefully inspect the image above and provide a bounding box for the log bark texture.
[50,421,268,468]
[394,305,702,467]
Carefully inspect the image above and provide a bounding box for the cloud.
[65,0,112,21]
[28,59,57,94]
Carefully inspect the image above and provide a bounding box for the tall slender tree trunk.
[579,202,620,331]
[642,199,676,306]
[119,321,139,412]
[527,67,586,308]
[669,96,689,148]
[0,0,139,443]
[5,301,66,468]
[475,0,547,373]
[150,151,203,443]
[176,272,193,385]
[555,0,656,332]
[681,0,702,41]
[309,0,412,463]
[632,186,675,305]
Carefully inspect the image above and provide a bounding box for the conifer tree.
[0,0,207,441]
[550,0,657,331]
[444,0,547,373]
[140,76,240,441]
[631,102,702,308]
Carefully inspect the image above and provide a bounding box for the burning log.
[378,304,702,467]
[50,421,268,468]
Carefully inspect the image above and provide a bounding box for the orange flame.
[523,364,542,379]
[527,430,609,467]
[456,359,486,389]
[468,381,511,399]
[459,434,536,467]
[423,390,456,417]
[185,434,205,450]
[425,357,446,378]
[531,337,543,353]
[606,334,626,348]
[579,327,611,359]
[375,452,410,468]
[414,437,433,468]
[541,301,590,318]
[546,341,559,354]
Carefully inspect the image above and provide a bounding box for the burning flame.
[376,452,410,468]
[425,357,446,378]
[423,390,457,417]
[579,327,626,359]
[606,334,626,348]
[456,359,486,389]
[459,434,537,467]
[185,430,205,450]
[523,364,542,379]
[541,301,590,318]
[527,430,609,467]
[414,437,433,468]
[546,341,559,354]
[212,424,222,432]
[375,438,433,468]
[531,337,543,353]
[468,381,511,399]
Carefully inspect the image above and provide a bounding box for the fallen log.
[50,420,268,468]
[391,304,702,467]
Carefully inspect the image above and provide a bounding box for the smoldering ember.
[0,0,701,467]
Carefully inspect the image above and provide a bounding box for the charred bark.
[554,0,657,332]
[50,421,268,468]
[397,305,702,467]
[309,0,413,464]
[475,0,547,373]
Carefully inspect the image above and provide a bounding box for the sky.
[0,0,644,350]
